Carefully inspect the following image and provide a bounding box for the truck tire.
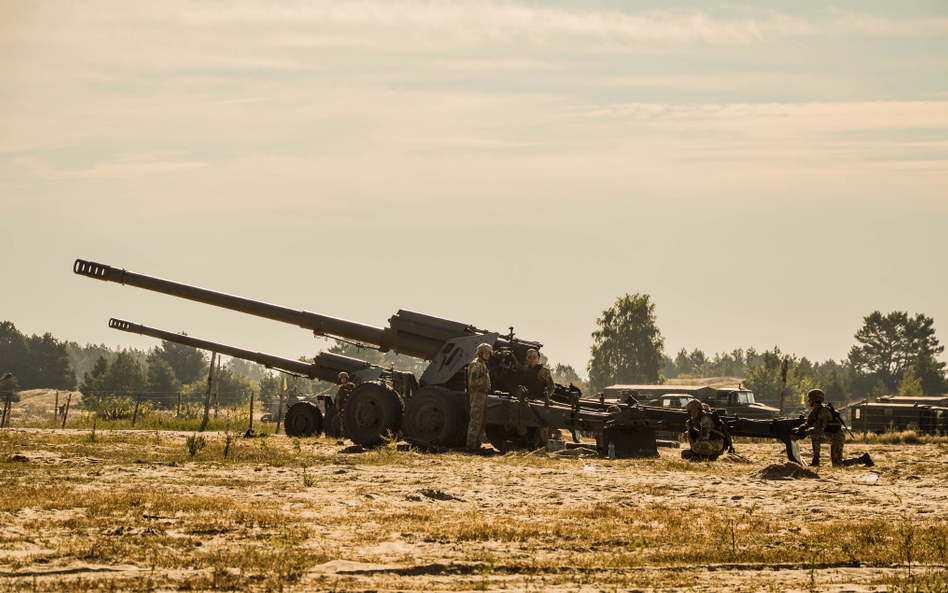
[284,402,324,437]
[343,382,403,447]
[404,387,466,448]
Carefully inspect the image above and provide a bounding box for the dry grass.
[851,429,948,445]
[0,428,947,591]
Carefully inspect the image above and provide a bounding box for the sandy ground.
[0,427,946,592]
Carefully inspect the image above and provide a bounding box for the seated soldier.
[683,399,725,460]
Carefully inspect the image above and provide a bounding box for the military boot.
[810,455,820,467]
[860,452,874,467]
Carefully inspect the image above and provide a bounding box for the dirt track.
[0,429,946,591]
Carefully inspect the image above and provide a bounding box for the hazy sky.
[1,0,946,378]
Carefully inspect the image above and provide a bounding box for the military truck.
[848,399,948,435]
[602,384,780,419]
[654,394,697,409]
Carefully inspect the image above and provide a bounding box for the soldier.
[466,343,493,451]
[508,348,555,406]
[335,371,355,438]
[794,389,873,467]
[507,348,557,446]
[682,399,726,460]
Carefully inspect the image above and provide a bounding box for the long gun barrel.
[75,259,541,361]
[108,318,376,383]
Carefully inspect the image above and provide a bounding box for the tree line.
[3,297,946,414]
[586,294,948,407]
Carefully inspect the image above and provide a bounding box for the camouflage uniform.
[466,355,491,450]
[509,351,555,444]
[510,356,555,404]
[803,403,845,466]
[685,406,725,457]
[336,382,355,437]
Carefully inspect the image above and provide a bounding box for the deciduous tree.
[848,311,946,394]
[552,363,580,385]
[587,293,665,393]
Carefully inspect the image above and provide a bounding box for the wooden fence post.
[276,393,284,434]
[779,357,789,417]
[61,393,72,429]
[132,392,143,427]
[54,392,60,423]
[200,352,217,432]
[1,392,11,427]
[214,358,221,418]
[248,392,254,433]
[176,392,181,418]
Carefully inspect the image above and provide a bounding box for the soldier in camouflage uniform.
[683,399,725,460]
[507,348,556,446]
[466,343,493,451]
[508,348,555,406]
[335,371,355,438]
[794,389,872,467]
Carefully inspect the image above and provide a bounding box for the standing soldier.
[509,349,556,406]
[466,343,493,452]
[682,399,726,460]
[794,389,873,467]
[335,372,355,438]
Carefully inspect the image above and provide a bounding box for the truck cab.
[602,384,781,419]
[710,389,779,419]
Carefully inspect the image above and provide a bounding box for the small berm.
[752,462,819,480]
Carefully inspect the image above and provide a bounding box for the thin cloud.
[77,152,210,180]
[3,1,945,78]
[828,8,948,37]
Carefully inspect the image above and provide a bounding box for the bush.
[93,396,153,420]
[185,434,207,458]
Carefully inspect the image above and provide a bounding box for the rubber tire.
[404,387,466,448]
[450,391,471,448]
[343,382,403,447]
[324,405,342,438]
[485,424,539,453]
[283,402,324,437]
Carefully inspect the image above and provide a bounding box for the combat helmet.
[807,389,825,403]
[476,343,493,356]
[685,399,703,412]
[338,371,349,381]
[525,348,539,359]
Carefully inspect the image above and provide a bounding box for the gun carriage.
[75,259,802,462]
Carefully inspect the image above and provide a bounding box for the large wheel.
[404,387,467,448]
[485,424,539,453]
[284,402,324,437]
[343,382,403,447]
[324,405,342,438]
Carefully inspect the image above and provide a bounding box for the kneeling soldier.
[683,399,725,460]
[794,389,872,467]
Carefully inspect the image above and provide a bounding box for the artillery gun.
[75,259,804,462]
[75,259,648,452]
[106,318,415,438]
